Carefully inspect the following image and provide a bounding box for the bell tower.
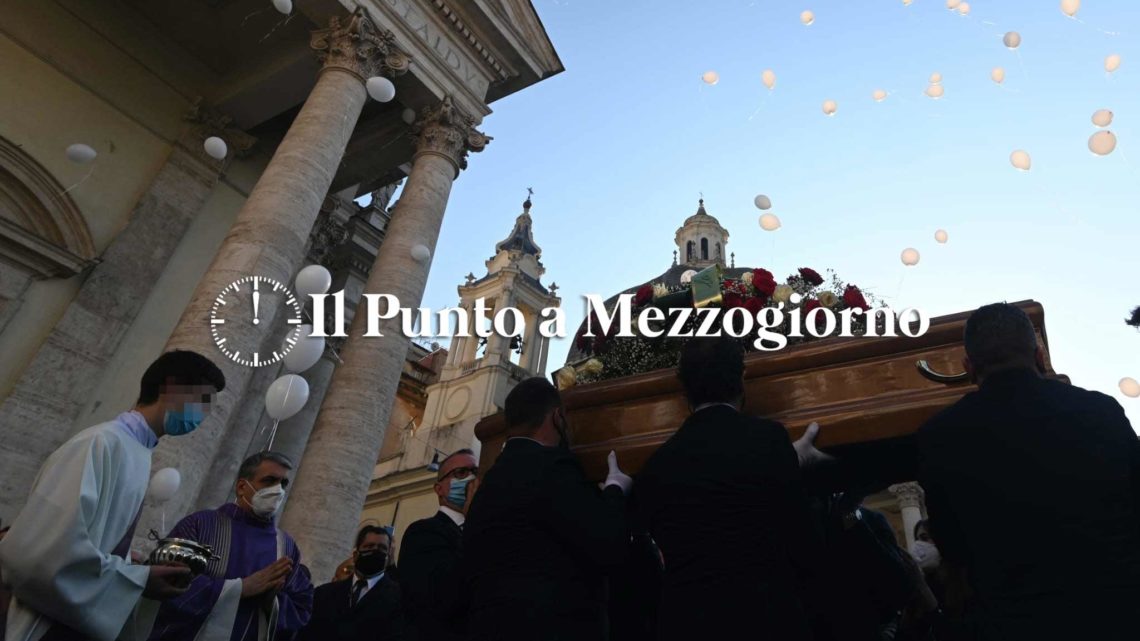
[404,195,560,465]
[675,198,730,268]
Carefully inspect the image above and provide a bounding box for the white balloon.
[762,69,777,90]
[1003,31,1021,49]
[294,265,332,300]
[925,84,945,99]
[1010,149,1032,171]
[1061,0,1080,17]
[66,143,97,164]
[1089,130,1117,156]
[958,2,970,15]
[903,0,913,5]
[680,269,698,284]
[1105,54,1122,73]
[1092,109,1113,127]
[901,248,921,266]
[411,244,432,263]
[872,89,888,102]
[754,194,772,210]
[149,468,181,503]
[203,136,228,160]
[1121,377,1140,398]
[284,324,325,373]
[801,10,815,25]
[702,70,719,85]
[935,229,949,244]
[930,72,943,84]
[265,374,310,421]
[366,76,396,102]
[822,99,838,116]
[759,213,782,231]
[991,67,1006,84]
[401,108,416,125]
[272,0,292,15]
[946,0,960,8]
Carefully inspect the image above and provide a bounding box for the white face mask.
[244,482,285,520]
[909,540,941,570]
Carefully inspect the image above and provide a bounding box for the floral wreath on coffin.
[560,265,885,386]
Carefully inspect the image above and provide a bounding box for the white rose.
[818,291,839,308]
[653,283,669,299]
[773,284,794,304]
[741,272,754,286]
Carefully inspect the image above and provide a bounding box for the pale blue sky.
[412,0,1140,423]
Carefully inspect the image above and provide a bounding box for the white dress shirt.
[438,504,465,528]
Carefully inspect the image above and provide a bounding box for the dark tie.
[351,579,367,607]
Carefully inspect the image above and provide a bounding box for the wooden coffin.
[474,300,1066,489]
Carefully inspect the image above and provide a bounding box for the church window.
[700,237,709,260]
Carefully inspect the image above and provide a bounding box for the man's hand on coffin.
[143,564,192,600]
[793,422,835,469]
[603,450,634,496]
[241,557,293,598]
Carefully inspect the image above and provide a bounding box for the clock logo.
[210,276,305,367]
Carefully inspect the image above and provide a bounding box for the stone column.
[137,9,410,537]
[282,96,489,582]
[0,102,253,518]
[889,482,926,548]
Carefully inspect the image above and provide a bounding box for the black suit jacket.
[918,369,1140,640]
[399,511,466,641]
[634,405,823,641]
[463,438,629,641]
[297,574,410,641]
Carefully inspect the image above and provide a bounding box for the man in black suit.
[463,377,633,641]
[298,525,410,641]
[634,336,829,641]
[399,449,479,641]
[918,302,1140,640]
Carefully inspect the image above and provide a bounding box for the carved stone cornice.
[888,482,925,509]
[430,0,510,81]
[411,95,491,175]
[311,7,412,82]
[180,97,257,172]
[306,197,352,265]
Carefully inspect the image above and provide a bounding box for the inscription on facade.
[382,0,490,97]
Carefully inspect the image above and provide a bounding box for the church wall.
[0,29,174,396]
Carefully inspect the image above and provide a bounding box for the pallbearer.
[147,452,313,641]
[0,351,225,641]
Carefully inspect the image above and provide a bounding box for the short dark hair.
[504,377,562,436]
[914,519,929,540]
[963,303,1038,376]
[677,337,745,406]
[355,524,392,549]
[437,448,475,480]
[238,451,294,481]
[137,350,225,405]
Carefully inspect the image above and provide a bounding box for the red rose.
[723,293,745,309]
[843,285,869,311]
[803,298,827,333]
[743,297,766,315]
[798,267,824,286]
[804,299,821,314]
[752,269,777,297]
[634,284,654,306]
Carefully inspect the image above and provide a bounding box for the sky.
[405,0,1140,424]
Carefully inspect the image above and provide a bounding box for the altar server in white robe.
[0,350,227,641]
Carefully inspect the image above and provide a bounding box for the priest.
[0,350,227,641]
[147,451,313,641]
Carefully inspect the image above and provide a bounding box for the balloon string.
[1014,49,1031,82]
[267,419,281,451]
[747,92,770,122]
[240,7,269,26]
[1070,16,1123,37]
[301,307,344,363]
[56,166,95,201]
[894,270,907,305]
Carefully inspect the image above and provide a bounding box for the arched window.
[700,237,709,260]
[686,240,695,262]
[715,242,722,259]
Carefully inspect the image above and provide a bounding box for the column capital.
[888,481,925,509]
[311,7,412,82]
[180,97,257,170]
[411,95,491,176]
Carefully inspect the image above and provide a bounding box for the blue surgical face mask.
[164,403,205,436]
[446,475,474,509]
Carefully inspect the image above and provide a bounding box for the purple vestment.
[147,504,312,641]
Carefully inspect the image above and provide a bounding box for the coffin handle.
[916,360,970,384]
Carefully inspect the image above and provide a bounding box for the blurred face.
[433,453,478,503]
[160,383,217,420]
[235,460,291,507]
[916,524,933,544]
[355,532,390,559]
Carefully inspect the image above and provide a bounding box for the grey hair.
[237,451,295,481]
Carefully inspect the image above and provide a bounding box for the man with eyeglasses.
[398,449,479,641]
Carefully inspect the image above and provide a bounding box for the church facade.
[0,0,562,582]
